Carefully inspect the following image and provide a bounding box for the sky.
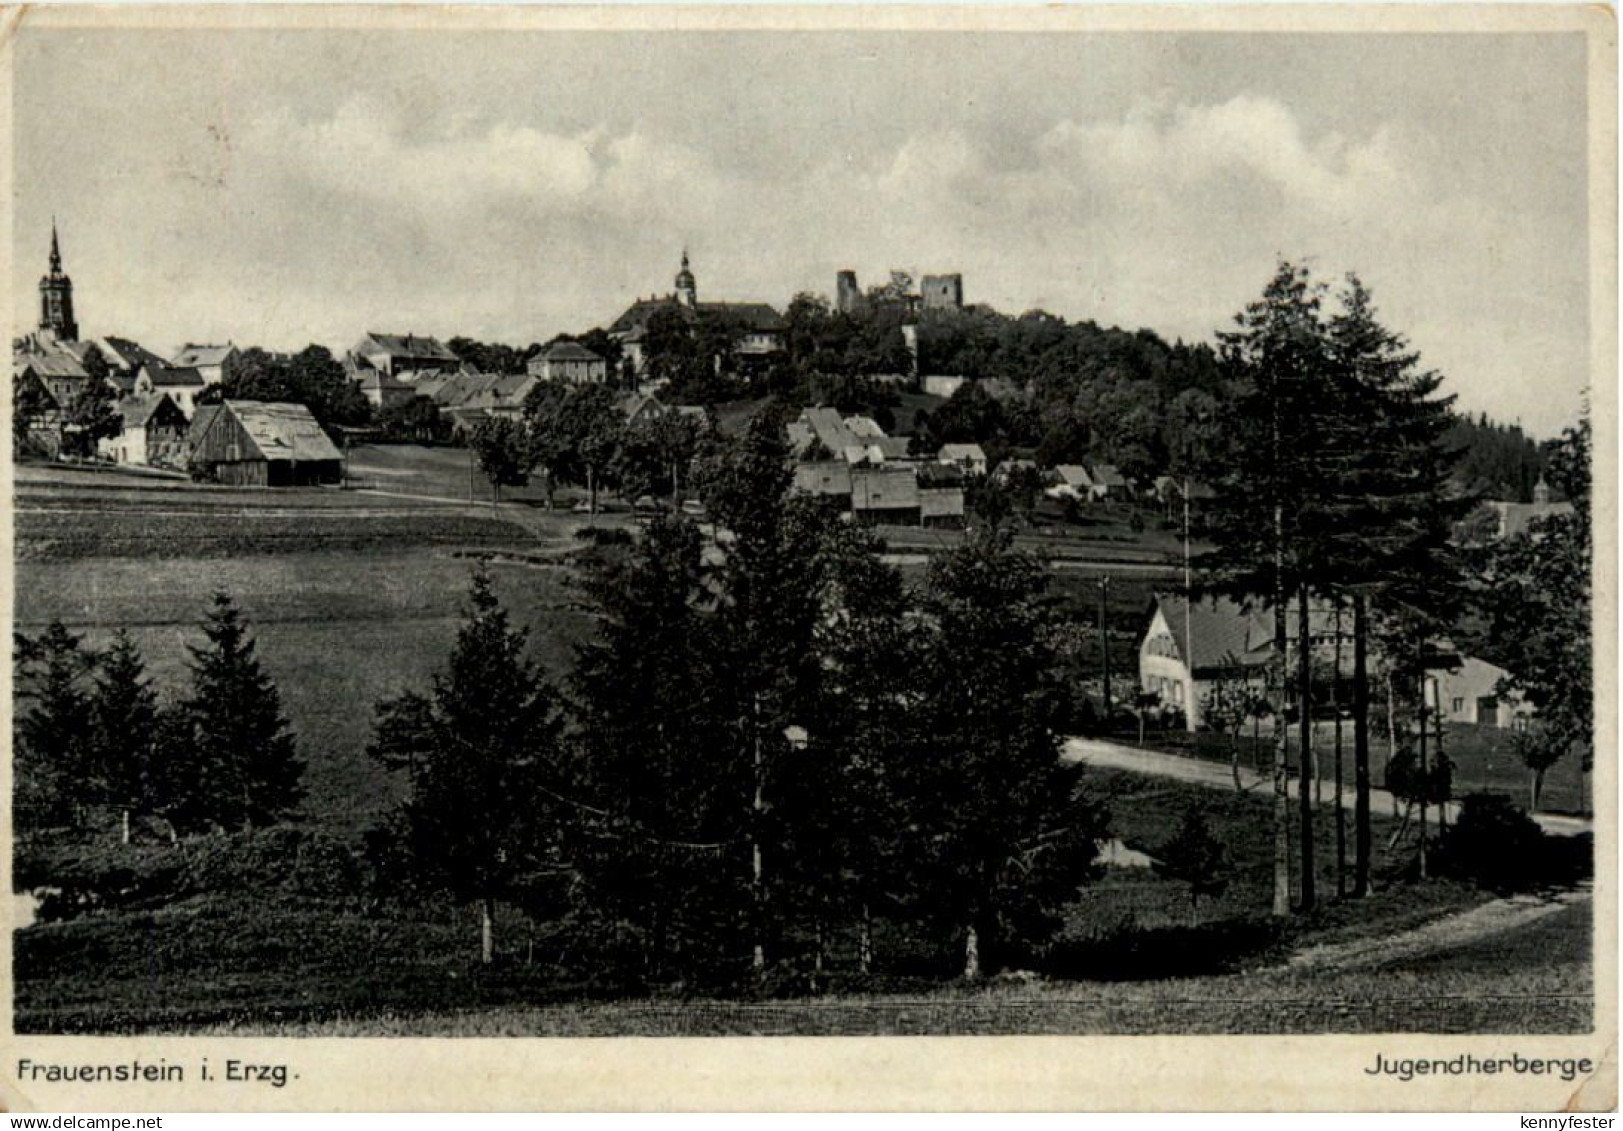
[12,25,1592,436]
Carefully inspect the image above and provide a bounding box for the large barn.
[188,400,343,487]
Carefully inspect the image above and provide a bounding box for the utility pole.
[1417,671,1430,880]
[1098,574,1113,722]
[1183,478,1195,730]
[1333,598,1346,899]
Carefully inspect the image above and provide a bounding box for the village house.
[1460,477,1576,543]
[356,367,417,411]
[349,332,461,377]
[938,442,988,477]
[188,400,344,487]
[528,340,608,385]
[916,461,967,528]
[1088,462,1132,500]
[91,336,170,392]
[1046,464,1095,500]
[1138,593,1360,731]
[170,343,239,387]
[98,393,189,469]
[1433,655,1533,730]
[132,361,206,418]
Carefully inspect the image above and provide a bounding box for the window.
[1451,697,1464,714]
[1172,681,1184,705]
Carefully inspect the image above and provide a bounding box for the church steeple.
[39,219,78,342]
[674,248,697,309]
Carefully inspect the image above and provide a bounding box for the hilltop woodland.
[14,263,1591,1012]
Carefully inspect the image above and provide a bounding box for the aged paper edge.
[0,2,1613,1112]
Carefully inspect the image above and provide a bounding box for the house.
[938,442,988,477]
[922,375,969,399]
[1089,463,1131,500]
[1138,593,1355,731]
[609,252,784,376]
[349,332,461,377]
[98,393,189,469]
[528,340,608,385]
[132,362,206,417]
[1461,477,1576,543]
[917,461,967,528]
[792,459,854,502]
[357,367,417,411]
[619,392,670,427]
[170,343,239,387]
[92,336,170,392]
[187,400,343,487]
[1047,464,1095,500]
[850,464,921,526]
[14,349,90,408]
[1434,655,1534,730]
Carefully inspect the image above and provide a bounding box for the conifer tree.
[14,622,99,833]
[567,514,734,980]
[91,630,159,844]
[184,594,304,831]
[370,570,567,965]
[1199,261,1337,914]
[913,527,1106,977]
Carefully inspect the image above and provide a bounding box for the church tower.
[39,222,78,342]
[674,249,697,309]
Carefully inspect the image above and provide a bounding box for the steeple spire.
[49,218,61,274]
[674,247,697,308]
[39,219,78,342]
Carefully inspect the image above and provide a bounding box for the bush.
[1041,915,1286,981]
[1435,793,1590,894]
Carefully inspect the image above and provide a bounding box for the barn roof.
[141,362,205,388]
[358,332,459,361]
[220,400,342,462]
[115,393,186,428]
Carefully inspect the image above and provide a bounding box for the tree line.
[15,595,305,845]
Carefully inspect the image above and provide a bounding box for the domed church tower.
[39,221,79,342]
[674,249,698,309]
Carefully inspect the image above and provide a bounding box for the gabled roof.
[357,332,459,362]
[1151,594,1274,676]
[939,442,987,463]
[171,343,237,368]
[1055,464,1094,487]
[16,352,90,380]
[95,336,169,373]
[872,436,913,461]
[213,400,342,462]
[542,340,603,363]
[917,462,964,488]
[610,296,785,337]
[1091,463,1127,487]
[140,362,205,388]
[114,393,185,429]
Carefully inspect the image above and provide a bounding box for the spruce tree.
[1199,260,1338,914]
[1324,275,1466,895]
[370,570,566,964]
[14,622,99,833]
[184,594,304,831]
[567,514,733,981]
[913,527,1106,978]
[91,630,159,844]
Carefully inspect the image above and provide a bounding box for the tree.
[63,372,120,458]
[14,623,99,832]
[912,527,1107,978]
[90,631,160,844]
[567,515,731,981]
[377,395,450,444]
[448,337,527,375]
[1153,805,1231,925]
[1324,276,1466,898]
[370,570,567,964]
[1478,413,1591,811]
[1198,260,1337,915]
[183,594,305,831]
[469,417,530,503]
[1200,664,1253,791]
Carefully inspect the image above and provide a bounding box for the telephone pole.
[1099,574,1113,722]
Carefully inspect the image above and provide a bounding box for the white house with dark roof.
[133,361,206,417]
[98,393,190,468]
[528,340,608,385]
[170,343,239,387]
